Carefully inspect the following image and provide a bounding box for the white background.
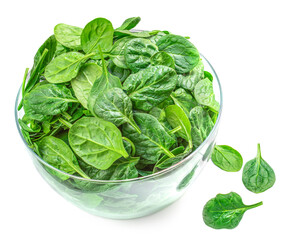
[1,0,281,239]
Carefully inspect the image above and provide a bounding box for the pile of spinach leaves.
[18,16,220,182]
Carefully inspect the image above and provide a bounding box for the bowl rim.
[15,53,223,184]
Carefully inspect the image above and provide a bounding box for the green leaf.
[203,192,263,229]
[177,59,204,91]
[38,136,89,180]
[212,145,243,172]
[23,84,78,116]
[109,36,133,68]
[194,78,220,112]
[204,70,213,82]
[189,106,214,149]
[93,87,141,133]
[54,23,83,50]
[150,51,175,68]
[157,34,199,74]
[108,60,131,82]
[81,18,114,54]
[123,65,177,111]
[116,17,141,30]
[71,63,102,108]
[45,52,93,83]
[171,88,198,116]
[165,105,192,149]
[242,144,276,193]
[124,38,158,72]
[88,51,122,113]
[69,117,128,170]
[122,113,176,164]
[114,30,152,38]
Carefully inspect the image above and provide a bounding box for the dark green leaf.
[150,51,175,68]
[204,70,213,82]
[108,60,131,82]
[116,17,141,30]
[171,88,198,115]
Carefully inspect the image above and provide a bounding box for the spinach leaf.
[109,36,133,68]
[177,59,204,91]
[116,17,141,30]
[122,113,176,164]
[69,117,128,170]
[204,70,213,82]
[150,51,175,68]
[150,31,167,45]
[45,52,93,83]
[71,63,102,108]
[171,88,198,115]
[54,23,83,50]
[81,18,114,54]
[124,38,158,72]
[165,105,192,150]
[212,145,243,172]
[108,60,131,82]
[93,87,141,133]
[114,30,152,38]
[38,136,89,180]
[157,34,199,74]
[189,106,214,149]
[242,144,276,193]
[23,84,78,116]
[123,65,177,111]
[194,78,220,112]
[88,51,122,112]
[203,192,263,229]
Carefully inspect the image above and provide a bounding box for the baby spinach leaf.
[109,36,133,68]
[45,52,93,83]
[165,105,192,150]
[116,17,141,30]
[194,78,220,112]
[242,144,276,193]
[204,70,213,82]
[108,60,131,82]
[38,136,89,180]
[54,42,71,57]
[54,23,83,50]
[212,145,243,172]
[69,117,128,170]
[88,51,122,112]
[122,113,176,164]
[171,88,198,116]
[150,51,175,68]
[150,31,167,45]
[81,18,114,54]
[124,38,158,72]
[203,192,263,229]
[71,63,102,108]
[23,84,78,116]
[177,59,204,91]
[189,106,214,149]
[157,34,199,74]
[123,65,177,111]
[93,87,141,133]
[114,30,152,38]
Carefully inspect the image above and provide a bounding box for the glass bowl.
[15,54,222,220]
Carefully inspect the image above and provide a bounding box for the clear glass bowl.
[15,54,222,219]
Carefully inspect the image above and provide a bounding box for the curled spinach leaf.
[203,192,263,229]
[116,17,141,30]
[242,144,276,193]
[69,117,128,170]
[54,23,83,50]
[157,34,199,74]
[212,145,243,172]
[123,65,177,111]
[124,38,158,72]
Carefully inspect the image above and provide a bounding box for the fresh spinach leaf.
[122,113,176,164]
[157,34,199,74]
[124,38,158,72]
[150,51,175,68]
[116,17,141,30]
[71,63,102,108]
[38,136,89,180]
[81,18,114,54]
[114,30,152,38]
[204,70,213,82]
[123,65,177,111]
[203,192,263,229]
[242,144,276,193]
[108,60,131,82]
[69,117,128,170]
[54,23,83,50]
[212,145,243,172]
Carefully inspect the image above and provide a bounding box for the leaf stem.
[257,143,261,160]
[129,121,142,134]
[75,168,90,179]
[61,111,72,120]
[21,68,29,97]
[59,118,73,129]
[122,136,136,156]
[168,126,182,134]
[246,201,263,210]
